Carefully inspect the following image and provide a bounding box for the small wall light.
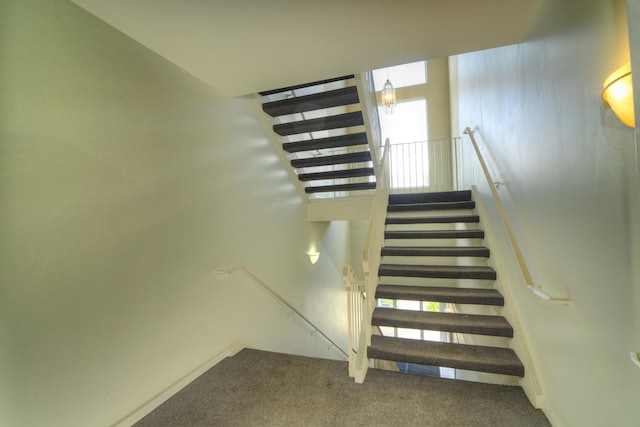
[602,62,635,127]
[306,251,320,265]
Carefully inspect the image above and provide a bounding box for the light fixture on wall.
[602,61,635,127]
[381,71,397,115]
[306,251,320,265]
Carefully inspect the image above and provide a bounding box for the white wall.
[455,0,640,425]
[0,1,351,426]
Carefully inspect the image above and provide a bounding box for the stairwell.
[258,75,377,198]
[368,190,525,380]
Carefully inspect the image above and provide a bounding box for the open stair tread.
[305,182,376,194]
[385,215,480,224]
[379,264,496,280]
[298,167,374,182]
[381,246,490,257]
[384,230,484,239]
[273,111,364,136]
[389,190,472,205]
[262,86,359,117]
[291,151,371,168]
[368,335,524,377]
[283,133,368,153]
[372,308,513,337]
[258,75,354,96]
[376,285,504,306]
[387,201,476,212]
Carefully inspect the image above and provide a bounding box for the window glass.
[372,60,426,91]
[378,99,427,144]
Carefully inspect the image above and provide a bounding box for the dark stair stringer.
[368,190,525,380]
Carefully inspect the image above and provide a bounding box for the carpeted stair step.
[262,86,359,117]
[387,200,476,212]
[273,111,364,136]
[384,230,484,240]
[389,190,472,205]
[375,284,504,306]
[372,308,513,337]
[385,215,480,225]
[291,151,371,169]
[298,167,374,182]
[381,246,490,258]
[305,182,376,194]
[379,264,497,280]
[283,133,368,153]
[258,75,354,96]
[368,335,524,377]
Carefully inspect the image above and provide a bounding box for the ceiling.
[70,0,542,97]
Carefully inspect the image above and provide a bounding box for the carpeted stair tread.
[291,151,371,168]
[298,167,374,182]
[273,111,364,136]
[375,284,504,306]
[379,264,497,280]
[372,308,513,337]
[368,335,524,377]
[262,86,360,117]
[385,215,480,224]
[385,230,484,240]
[283,133,368,153]
[381,246,490,257]
[305,182,376,194]
[387,201,476,212]
[258,75,355,96]
[389,190,472,205]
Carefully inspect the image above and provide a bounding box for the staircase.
[258,75,376,197]
[367,190,525,379]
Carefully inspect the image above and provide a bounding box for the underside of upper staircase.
[257,74,377,205]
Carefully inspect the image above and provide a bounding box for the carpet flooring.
[134,348,550,426]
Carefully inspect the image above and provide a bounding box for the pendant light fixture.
[381,70,397,115]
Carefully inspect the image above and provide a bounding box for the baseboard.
[111,343,245,427]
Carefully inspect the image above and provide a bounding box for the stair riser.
[381,248,490,257]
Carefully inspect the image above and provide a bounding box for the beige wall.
[0,1,351,426]
[455,0,640,425]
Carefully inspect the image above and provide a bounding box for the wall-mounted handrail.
[463,128,570,304]
[215,264,349,358]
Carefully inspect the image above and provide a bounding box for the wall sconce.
[602,62,635,127]
[306,251,320,265]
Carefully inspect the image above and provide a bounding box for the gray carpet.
[134,348,550,426]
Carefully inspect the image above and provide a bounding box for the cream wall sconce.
[306,251,320,265]
[602,61,635,127]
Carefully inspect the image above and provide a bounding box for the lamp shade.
[602,62,634,127]
[381,79,396,115]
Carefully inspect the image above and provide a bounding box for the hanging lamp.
[381,73,397,115]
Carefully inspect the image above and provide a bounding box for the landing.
[134,348,550,426]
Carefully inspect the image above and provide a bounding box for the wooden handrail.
[463,128,570,304]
